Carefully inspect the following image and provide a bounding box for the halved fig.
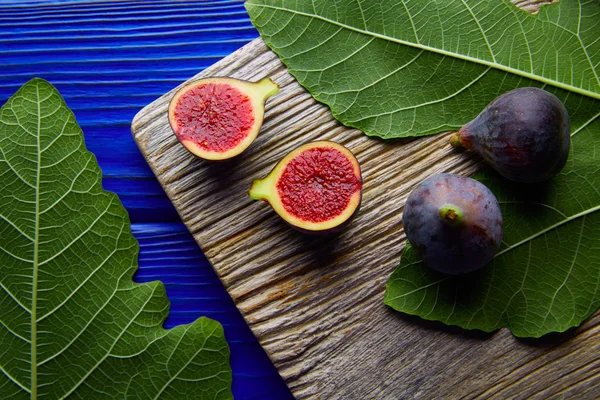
[168,77,279,160]
[249,141,362,233]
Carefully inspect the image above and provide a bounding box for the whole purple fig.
[450,87,570,183]
[403,174,503,275]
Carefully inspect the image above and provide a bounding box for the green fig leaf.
[245,0,600,138]
[0,79,232,398]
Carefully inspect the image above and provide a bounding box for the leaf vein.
[0,282,32,314]
[294,37,375,73]
[459,0,496,62]
[153,322,220,400]
[496,205,600,258]
[386,277,450,302]
[541,216,586,326]
[0,363,30,394]
[345,66,490,123]
[284,26,344,60]
[40,114,70,154]
[39,155,92,216]
[324,49,424,96]
[0,318,31,344]
[37,198,113,267]
[37,246,119,323]
[0,156,36,189]
[0,213,34,242]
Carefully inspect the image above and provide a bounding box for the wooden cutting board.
[131,26,600,400]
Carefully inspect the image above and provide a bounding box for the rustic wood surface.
[131,2,600,398]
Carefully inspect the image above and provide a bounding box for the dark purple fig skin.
[403,174,503,275]
[451,87,570,183]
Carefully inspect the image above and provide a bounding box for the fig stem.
[449,131,464,148]
[438,204,464,227]
[251,78,280,100]
[249,177,273,201]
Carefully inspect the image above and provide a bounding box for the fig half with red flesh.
[168,77,279,160]
[249,141,362,233]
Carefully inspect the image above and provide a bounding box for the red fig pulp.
[168,77,279,160]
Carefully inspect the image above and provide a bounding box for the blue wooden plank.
[0,1,294,399]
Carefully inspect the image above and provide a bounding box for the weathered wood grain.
[132,2,600,398]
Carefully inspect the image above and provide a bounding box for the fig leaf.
[0,79,232,398]
[246,0,600,138]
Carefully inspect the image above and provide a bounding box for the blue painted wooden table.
[0,1,293,398]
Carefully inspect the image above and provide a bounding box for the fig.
[168,77,279,160]
[450,87,570,183]
[403,173,503,275]
[249,141,362,233]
